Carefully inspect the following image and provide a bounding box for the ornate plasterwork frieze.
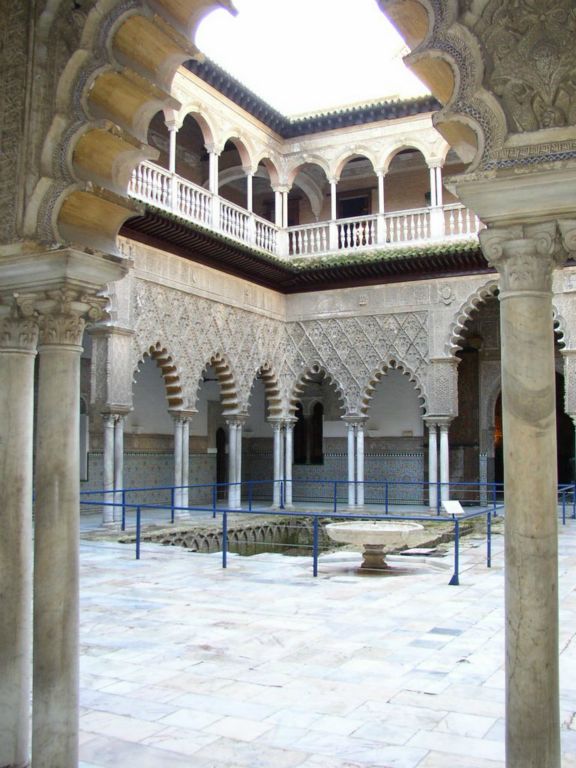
[475,1,576,135]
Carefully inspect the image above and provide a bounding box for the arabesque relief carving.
[478,1,576,133]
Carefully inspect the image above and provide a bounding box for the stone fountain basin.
[325,520,425,570]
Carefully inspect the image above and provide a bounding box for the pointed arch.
[360,359,427,416]
[196,352,240,416]
[252,363,283,420]
[134,342,184,409]
[287,363,347,418]
[445,280,499,356]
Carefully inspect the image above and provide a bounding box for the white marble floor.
[79,522,576,767]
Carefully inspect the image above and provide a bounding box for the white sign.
[442,500,465,517]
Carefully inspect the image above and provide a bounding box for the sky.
[194,0,429,117]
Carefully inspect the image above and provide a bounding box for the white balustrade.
[129,161,172,210]
[288,222,330,256]
[254,215,277,252]
[220,199,250,242]
[176,177,212,226]
[384,208,431,244]
[337,216,378,251]
[444,203,483,238]
[129,162,482,260]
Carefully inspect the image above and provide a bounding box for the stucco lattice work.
[128,278,429,416]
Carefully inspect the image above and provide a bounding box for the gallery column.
[33,290,104,768]
[437,418,451,503]
[284,420,295,508]
[102,413,116,525]
[0,301,38,768]
[480,222,570,768]
[271,421,284,507]
[346,420,356,508]
[425,420,439,511]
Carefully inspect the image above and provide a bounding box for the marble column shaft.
[181,418,190,510]
[113,416,124,523]
[481,223,564,768]
[347,423,356,507]
[427,422,438,511]
[102,415,115,525]
[173,416,183,511]
[272,422,282,507]
[356,424,365,508]
[284,422,294,508]
[439,422,450,502]
[0,312,38,768]
[33,308,86,768]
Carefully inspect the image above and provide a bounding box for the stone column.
[438,419,451,503]
[356,421,365,508]
[426,420,438,511]
[246,171,253,212]
[181,416,190,511]
[274,189,282,227]
[101,413,116,525]
[284,421,294,508]
[377,172,385,215]
[429,163,444,237]
[435,166,443,207]
[0,302,38,768]
[227,420,237,508]
[271,421,283,507]
[282,190,289,229]
[172,413,183,513]
[207,148,220,229]
[235,418,244,509]
[480,222,569,768]
[33,292,103,768]
[347,421,356,507]
[168,125,177,174]
[429,165,437,207]
[329,178,339,251]
[113,415,124,523]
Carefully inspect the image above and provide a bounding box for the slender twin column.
[101,412,127,525]
[227,417,245,509]
[480,222,571,768]
[207,147,221,228]
[345,418,366,508]
[0,304,38,768]
[428,163,444,237]
[425,418,451,508]
[270,420,295,508]
[171,412,191,517]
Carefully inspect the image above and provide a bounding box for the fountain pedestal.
[325,521,424,571]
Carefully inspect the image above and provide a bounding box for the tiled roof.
[184,59,441,137]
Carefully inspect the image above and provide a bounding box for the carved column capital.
[37,289,107,347]
[479,222,567,295]
[0,294,40,353]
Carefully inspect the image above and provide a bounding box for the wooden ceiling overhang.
[121,208,494,294]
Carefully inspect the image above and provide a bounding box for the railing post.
[121,490,126,531]
[136,505,141,561]
[312,516,319,577]
[329,221,339,251]
[449,518,460,585]
[333,481,338,515]
[487,509,492,568]
[492,482,497,516]
[222,510,228,569]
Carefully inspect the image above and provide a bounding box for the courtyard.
[78,519,576,768]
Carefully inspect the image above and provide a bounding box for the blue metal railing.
[80,478,514,586]
[81,478,505,526]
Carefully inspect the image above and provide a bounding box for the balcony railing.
[129,161,482,260]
